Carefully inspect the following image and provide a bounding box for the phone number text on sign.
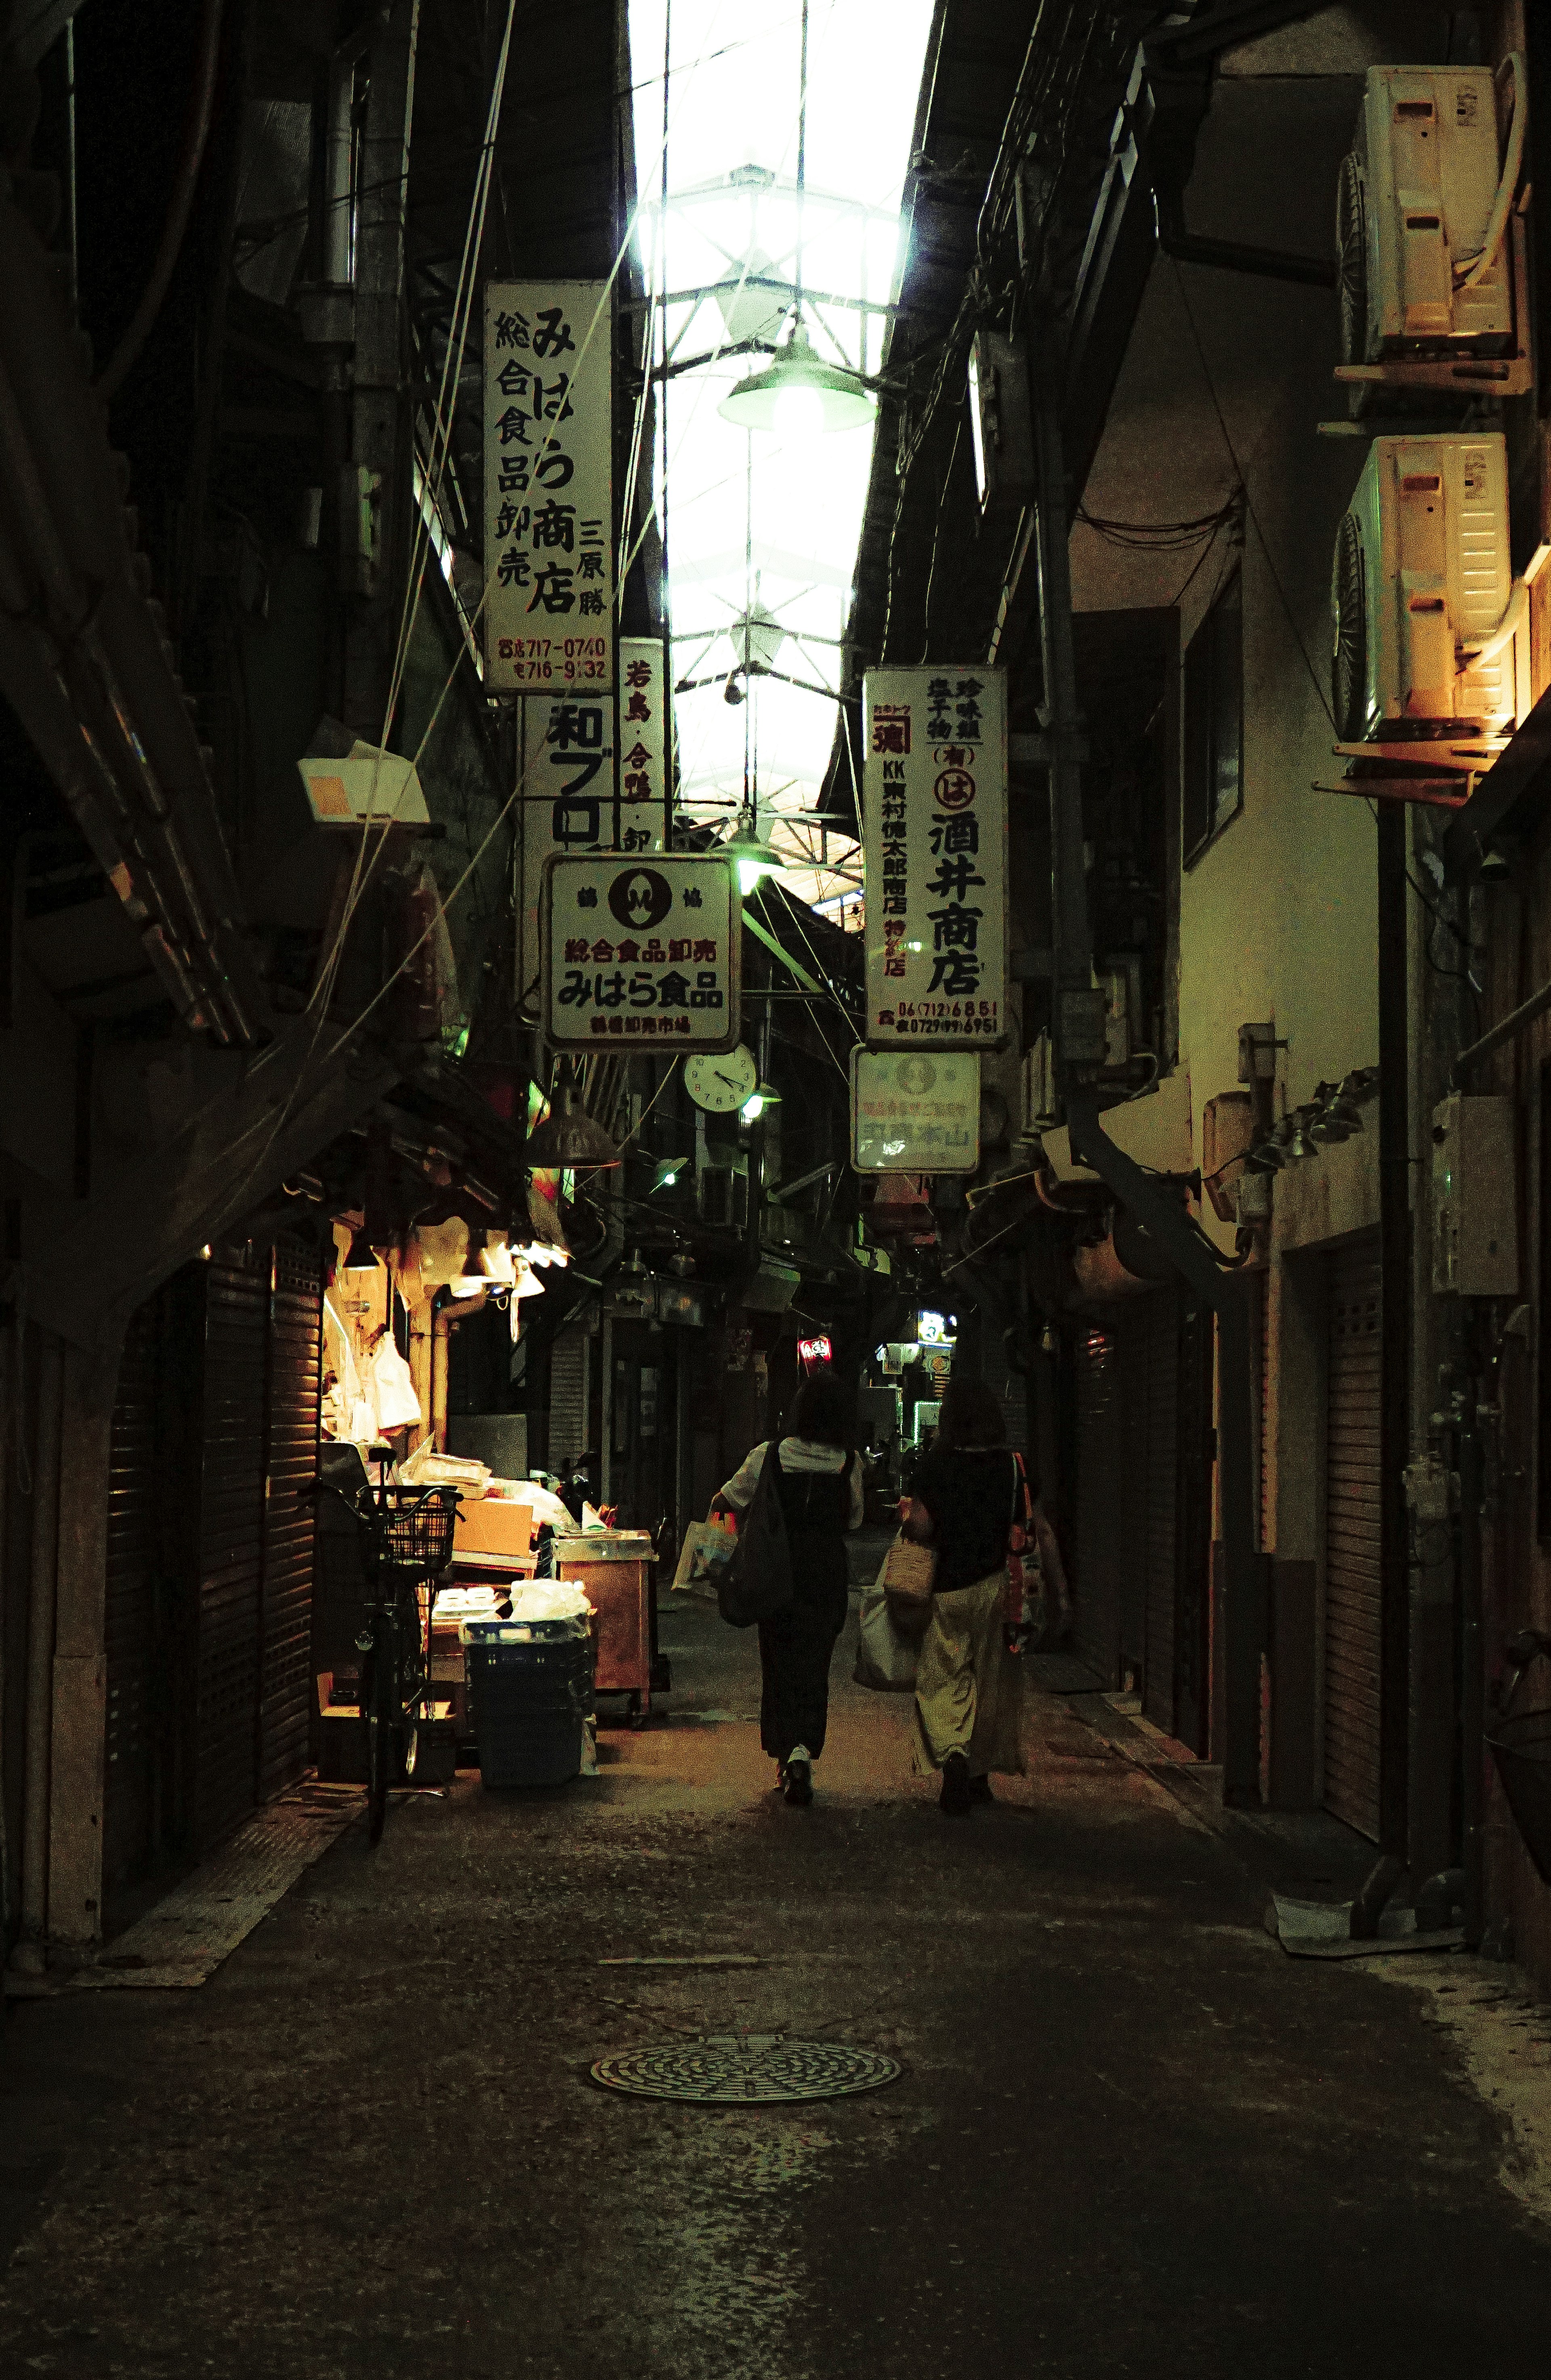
[496,634,610,683]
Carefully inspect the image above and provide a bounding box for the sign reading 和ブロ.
[514,647,675,1004]
[849,1049,981,1173]
[542,854,741,1053]
[862,667,1006,1046]
[483,282,614,692]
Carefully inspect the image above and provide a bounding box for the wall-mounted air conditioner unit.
[1335,58,1529,404]
[1330,433,1526,746]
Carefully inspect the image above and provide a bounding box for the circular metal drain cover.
[591,2032,902,2105]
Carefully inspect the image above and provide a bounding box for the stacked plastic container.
[461,1615,594,1787]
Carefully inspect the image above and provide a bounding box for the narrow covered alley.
[2,1590,1547,2380]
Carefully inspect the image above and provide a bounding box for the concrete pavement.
[1,1589,1548,2379]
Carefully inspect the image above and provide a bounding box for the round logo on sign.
[934,768,977,809]
[609,867,673,931]
[895,1058,937,1097]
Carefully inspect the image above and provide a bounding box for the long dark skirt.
[757,1527,849,1762]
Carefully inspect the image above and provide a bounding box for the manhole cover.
[591,2032,903,2104]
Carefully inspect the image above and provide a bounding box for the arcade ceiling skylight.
[629,0,934,918]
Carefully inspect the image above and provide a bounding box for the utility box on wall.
[1432,1093,1517,1294]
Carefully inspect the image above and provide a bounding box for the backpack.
[716,1441,796,1628]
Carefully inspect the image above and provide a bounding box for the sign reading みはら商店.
[862,667,1006,1046]
[542,854,741,1052]
[483,281,614,691]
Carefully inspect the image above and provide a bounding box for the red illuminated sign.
[797,1334,833,1370]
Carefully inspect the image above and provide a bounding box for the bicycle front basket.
[379,1485,460,1571]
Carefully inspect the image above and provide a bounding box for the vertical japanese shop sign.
[618,636,673,851]
[542,854,740,1052]
[516,693,616,1007]
[862,667,1006,1046]
[483,281,614,693]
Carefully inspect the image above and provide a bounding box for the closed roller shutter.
[549,1329,588,1469]
[1072,1325,1122,1686]
[260,1240,322,1801]
[103,1301,161,1891]
[196,1258,268,1850]
[1324,1235,1382,1839]
[1140,1292,1180,1735]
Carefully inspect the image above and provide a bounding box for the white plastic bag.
[370,1333,423,1431]
[853,1582,919,1693]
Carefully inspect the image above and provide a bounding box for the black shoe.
[940,1752,972,1817]
[783,1758,813,1807]
[969,1773,994,1804]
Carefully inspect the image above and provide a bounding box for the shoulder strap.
[768,1437,782,1478]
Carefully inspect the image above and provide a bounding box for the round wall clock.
[683,1045,759,1114]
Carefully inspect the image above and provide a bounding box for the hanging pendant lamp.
[718,323,874,436]
[524,1058,622,1170]
[724,805,786,895]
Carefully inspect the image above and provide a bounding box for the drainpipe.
[13,1332,62,1974]
[1377,806,1411,1856]
[1457,1392,1486,1948]
[431,1299,452,1452]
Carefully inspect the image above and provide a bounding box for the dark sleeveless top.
[912,1447,1020,1596]
[769,1443,855,1607]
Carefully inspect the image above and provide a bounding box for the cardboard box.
[452,1498,534,1561]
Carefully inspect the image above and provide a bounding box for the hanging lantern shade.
[525,1060,621,1170]
[717,325,874,435]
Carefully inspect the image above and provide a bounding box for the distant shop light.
[917,1309,952,1344]
[798,1333,833,1370]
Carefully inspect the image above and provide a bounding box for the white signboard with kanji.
[542,854,741,1052]
[850,1049,981,1173]
[516,693,619,1007]
[618,637,672,847]
[862,666,1007,1046]
[483,281,613,691]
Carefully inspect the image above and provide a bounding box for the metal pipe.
[323,53,356,287]
[1458,1403,1485,1948]
[1449,973,1551,1088]
[15,1332,63,1973]
[97,0,227,400]
[431,1304,452,1452]
[1377,805,1411,1852]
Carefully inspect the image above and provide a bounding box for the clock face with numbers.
[684,1046,759,1114]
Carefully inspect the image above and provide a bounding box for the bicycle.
[316,1470,461,1843]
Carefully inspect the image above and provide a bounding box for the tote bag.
[853,1582,918,1692]
[716,1443,795,1628]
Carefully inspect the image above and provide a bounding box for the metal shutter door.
[549,1329,588,1468]
[103,1300,161,1890]
[260,1240,322,1801]
[1141,1292,1180,1734]
[1324,1236,1383,1838]
[1072,1326,1122,1685]
[196,1259,268,1849]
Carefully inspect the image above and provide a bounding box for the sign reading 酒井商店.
[862,667,1006,1045]
[542,854,740,1052]
[483,281,613,692]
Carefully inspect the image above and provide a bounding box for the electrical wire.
[1168,260,1336,734]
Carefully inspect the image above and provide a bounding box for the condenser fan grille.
[1331,510,1368,742]
[1335,152,1367,369]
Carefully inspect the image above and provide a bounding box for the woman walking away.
[711,1374,862,1806]
[903,1379,1030,1817]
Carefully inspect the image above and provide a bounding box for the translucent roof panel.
[629,0,934,917]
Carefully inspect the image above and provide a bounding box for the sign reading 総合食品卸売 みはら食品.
[862,667,1006,1046]
[483,281,613,693]
[542,854,741,1054]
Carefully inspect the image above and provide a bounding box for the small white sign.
[619,637,672,848]
[484,281,613,692]
[862,666,1007,1046]
[542,853,741,1053]
[850,1049,981,1174]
